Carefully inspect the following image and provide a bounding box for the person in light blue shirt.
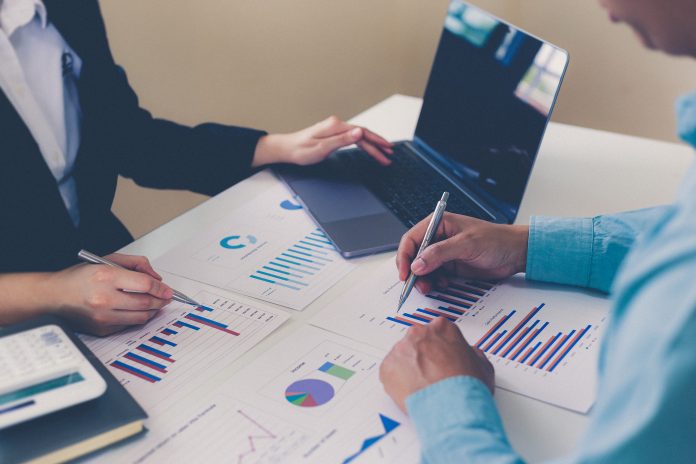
[380,0,696,462]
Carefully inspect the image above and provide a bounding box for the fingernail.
[163,286,173,299]
[412,257,426,273]
[351,128,362,138]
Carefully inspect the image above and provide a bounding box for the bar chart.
[155,182,355,310]
[249,229,337,292]
[312,260,610,412]
[474,303,594,373]
[107,303,246,384]
[386,280,493,327]
[83,288,288,414]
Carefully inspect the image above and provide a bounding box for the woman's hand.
[46,254,173,336]
[252,116,394,167]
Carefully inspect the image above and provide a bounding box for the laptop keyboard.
[327,144,492,227]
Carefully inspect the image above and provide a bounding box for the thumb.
[411,236,462,275]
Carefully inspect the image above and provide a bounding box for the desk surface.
[121,95,694,462]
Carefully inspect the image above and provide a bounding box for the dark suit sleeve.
[80,1,267,196]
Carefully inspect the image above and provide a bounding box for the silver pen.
[396,192,449,313]
[77,249,201,307]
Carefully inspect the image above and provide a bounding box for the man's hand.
[252,116,394,167]
[380,316,494,412]
[47,254,173,336]
[396,212,529,294]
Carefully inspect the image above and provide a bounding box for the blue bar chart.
[249,229,335,291]
[154,183,355,310]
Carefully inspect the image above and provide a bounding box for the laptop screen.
[414,0,568,221]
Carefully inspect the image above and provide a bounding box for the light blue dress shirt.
[405,92,696,463]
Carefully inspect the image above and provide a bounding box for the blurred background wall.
[102,0,696,238]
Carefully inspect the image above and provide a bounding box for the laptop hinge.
[407,140,500,221]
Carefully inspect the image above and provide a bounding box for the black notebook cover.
[0,315,148,463]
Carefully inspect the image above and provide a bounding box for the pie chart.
[285,378,334,407]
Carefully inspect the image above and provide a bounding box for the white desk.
[121,94,694,462]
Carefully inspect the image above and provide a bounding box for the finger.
[411,235,464,276]
[396,216,432,280]
[430,313,461,333]
[311,116,353,137]
[357,140,391,166]
[414,277,434,295]
[361,129,394,151]
[107,254,163,281]
[435,274,449,288]
[318,128,363,154]
[406,323,427,339]
[112,269,173,300]
[102,307,160,326]
[112,290,170,312]
[474,348,489,362]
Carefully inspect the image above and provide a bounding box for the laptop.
[276,0,569,258]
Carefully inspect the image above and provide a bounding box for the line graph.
[237,409,276,464]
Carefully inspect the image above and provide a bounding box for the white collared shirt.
[0,0,82,226]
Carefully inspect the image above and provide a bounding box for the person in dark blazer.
[0,0,393,335]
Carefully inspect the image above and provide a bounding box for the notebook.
[0,316,147,464]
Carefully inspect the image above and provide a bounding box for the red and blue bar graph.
[136,344,175,362]
[474,302,591,373]
[476,310,517,349]
[111,360,161,383]
[547,325,592,372]
[185,313,240,335]
[124,352,168,373]
[149,335,176,347]
[174,320,200,330]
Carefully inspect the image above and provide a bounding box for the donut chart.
[285,378,334,407]
[280,199,303,211]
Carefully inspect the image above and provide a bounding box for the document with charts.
[79,274,289,462]
[311,260,610,413]
[95,325,421,464]
[155,181,354,310]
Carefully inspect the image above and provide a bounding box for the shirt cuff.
[526,216,594,288]
[406,376,506,445]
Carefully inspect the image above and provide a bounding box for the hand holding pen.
[396,193,449,313]
[33,252,198,337]
[78,250,199,306]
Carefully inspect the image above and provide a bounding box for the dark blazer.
[0,0,266,273]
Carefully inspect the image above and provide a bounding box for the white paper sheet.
[80,275,289,462]
[154,181,355,310]
[311,260,610,413]
[103,325,420,464]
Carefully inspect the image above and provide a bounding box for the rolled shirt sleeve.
[406,376,523,464]
[525,207,670,293]
[402,206,675,464]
